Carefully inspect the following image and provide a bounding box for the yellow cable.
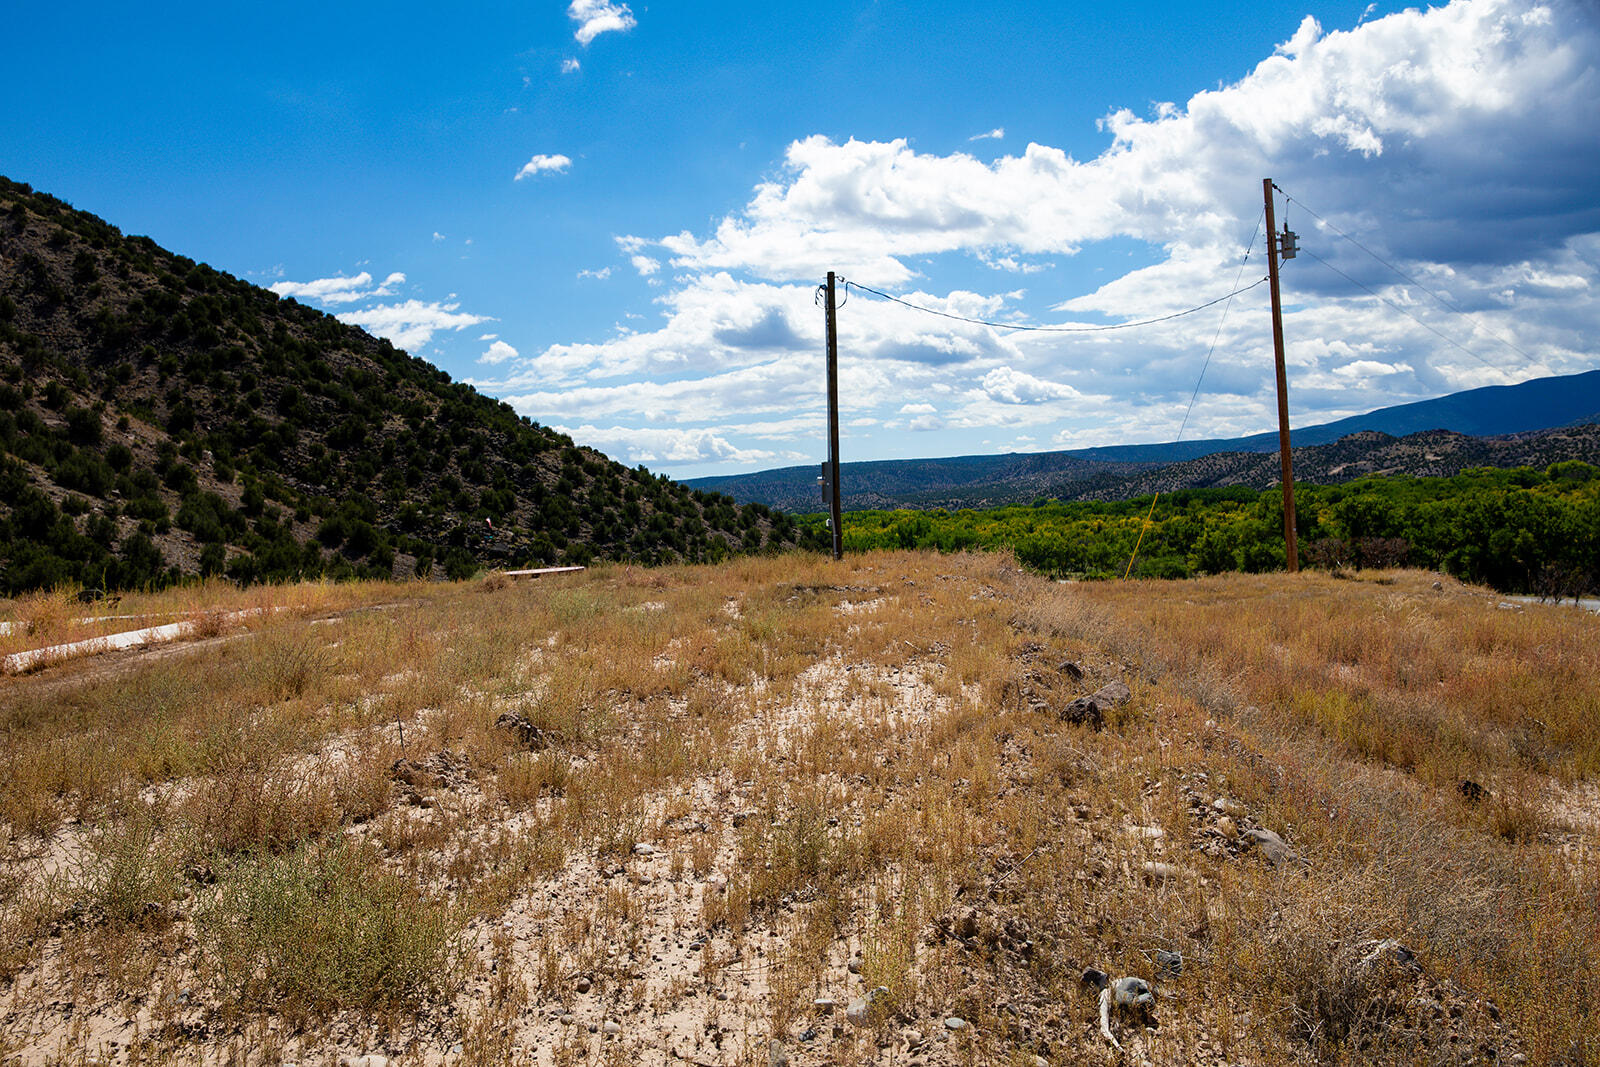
[1123,493,1162,580]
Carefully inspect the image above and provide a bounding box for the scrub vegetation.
[840,462,1600,596]
[1,552,1595,1064]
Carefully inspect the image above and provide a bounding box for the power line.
[1279,187,1538,364]
[1300,248,1509,376]
[1176,212,1264,443]
[844,276,1269,333]
[1124,212,1264,580]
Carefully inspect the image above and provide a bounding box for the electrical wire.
[1178,213,1264,444]
[1123,213,1265,580]
[1279,187,1537,364]
[816,278,852,309]
[1300,248,1507,375]
[844,276,1269,333]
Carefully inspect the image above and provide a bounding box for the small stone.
[1245,827,1301,866]
[1408,995,1444,1016]
[493,711,548,750]
[1356,938,1419,972]
[943,1017,968,1031]
[848,955,863,974]
[768,1038,790,1067]
[903,1028,924,1047]
[1154,949,1183,977]
[559,1013,574,1025]
[1142,861,1183,882]
[1216,815,1239,839]
[1060,680,1132,728]
[846,986,888,1026]
[813,997,836,1015]
[709,871,728,891]
[603,1020,622,1035]
[576,976,591,994]
[339,1057,389,1067]
[1212,797,1245,817]
[633,843,655,857]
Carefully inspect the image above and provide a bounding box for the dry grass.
[0,555,1595,1065]
[0,576,429,668]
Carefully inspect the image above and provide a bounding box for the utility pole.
[824,271,843,561]
[1263,178,1300,573]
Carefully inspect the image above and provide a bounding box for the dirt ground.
[1,556,1591,1065]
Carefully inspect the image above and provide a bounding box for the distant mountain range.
[0,176,807,594]
[689,370,1600,511]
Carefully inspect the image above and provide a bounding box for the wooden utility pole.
[1263,178,1299,573]
[824,271,843,561]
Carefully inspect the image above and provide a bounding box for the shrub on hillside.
[196,840,462,1013]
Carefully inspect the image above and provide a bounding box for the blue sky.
[4,1,1597,478]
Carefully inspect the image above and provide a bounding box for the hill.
[1066,368,1600,463]
[0,176,807,595]
[689,371,1600,511]
[1060,423,1600,502]
[690,451,1148,514]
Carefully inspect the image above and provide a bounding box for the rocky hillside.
[692,371,1600,512]
[1064,423,1600,501]
[0,176,809,594]
[693,451,1149,514]
[696,423,1600,512]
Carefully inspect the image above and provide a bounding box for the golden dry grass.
[0,556,1595,1065]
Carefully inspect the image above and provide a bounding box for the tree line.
[834,463,1600,597]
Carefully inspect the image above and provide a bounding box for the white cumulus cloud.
[515,154,572,180]
[553,425,774,466]
[628,0,1597,294]
[336,300,492,354]
[269,272,374,304]
[981,366,1082,404]
[569,0,636,46]
[479,340,520,365]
